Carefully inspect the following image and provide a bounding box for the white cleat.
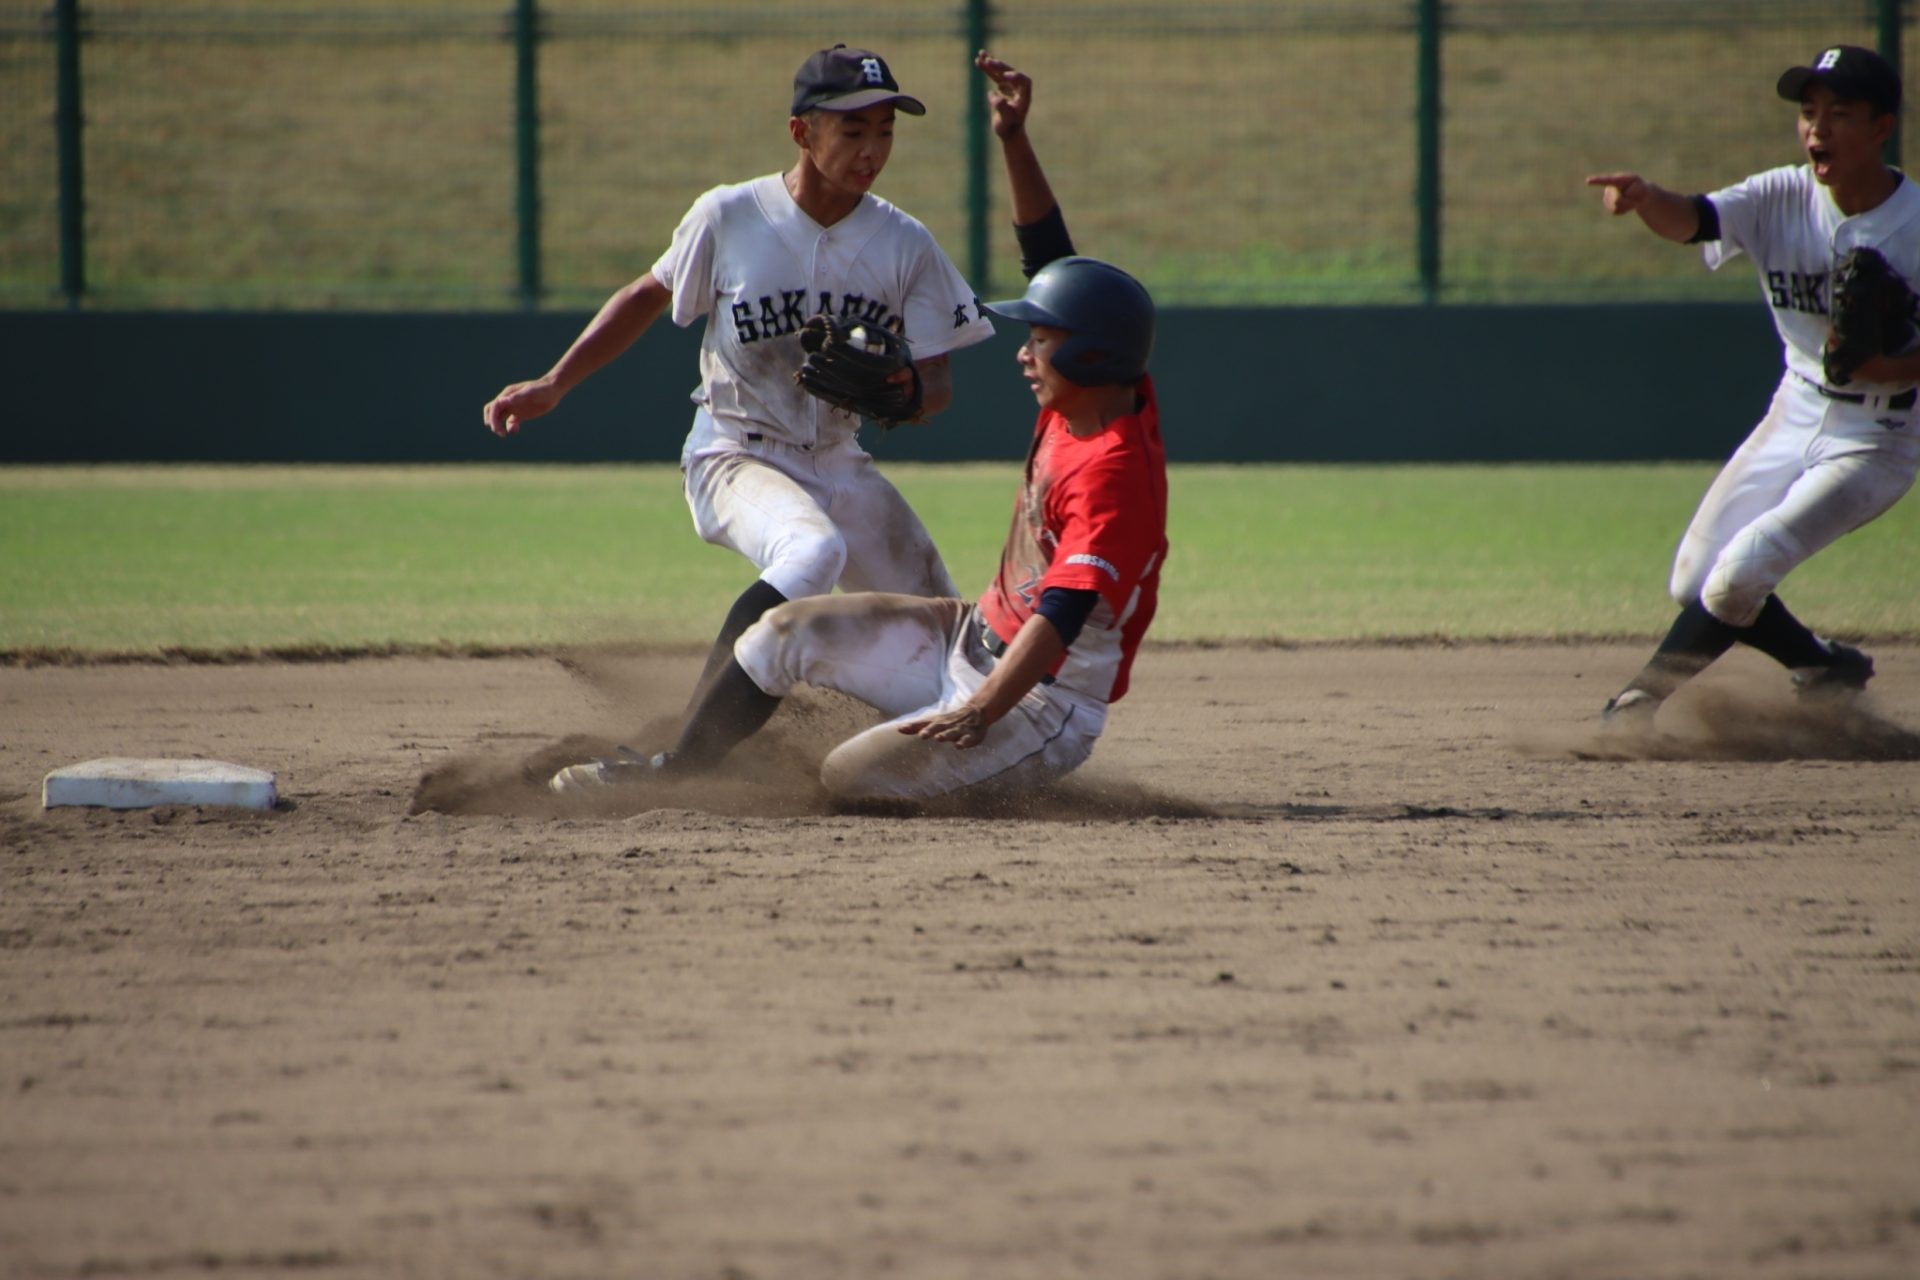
[1601,688,1661,724]
[547,747,670,794]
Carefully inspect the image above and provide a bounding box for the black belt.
[742,432,813,451]
[980,620,1054,684]
[1809,382,1916,409]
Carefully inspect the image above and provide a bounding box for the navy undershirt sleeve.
[1014,204,1077,279]
[1036,586,1099,648]
[1685,194,1721,244]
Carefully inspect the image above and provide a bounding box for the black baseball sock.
[685,579,788,715]
[1623,599,1741,700]
[670,657,781,768]
[1734,594,1832,670]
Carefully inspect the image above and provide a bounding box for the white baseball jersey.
[651,174,994,452]
[1704,164,1920,392]
[1669,166,1920,626]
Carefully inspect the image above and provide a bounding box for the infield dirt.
[3,643,1917,1279]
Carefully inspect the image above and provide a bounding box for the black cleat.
[1792,642,1874,698]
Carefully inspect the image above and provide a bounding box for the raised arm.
[976,51,1075,276]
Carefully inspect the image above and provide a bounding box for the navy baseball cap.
[1777,45,1902,116]
[791,45,925,116]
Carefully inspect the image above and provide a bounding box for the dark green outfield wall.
[4,305,1782,464]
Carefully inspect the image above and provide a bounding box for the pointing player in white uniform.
[483,45,993,707]
[1586,45,1920,720]
[550,53,1167,803]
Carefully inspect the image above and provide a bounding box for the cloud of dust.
[408,650,1218,822]
[1522,678,1920,763]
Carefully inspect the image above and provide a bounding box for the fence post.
[514,0,541,309]
[1415,0,1442,304]
[1879,0,1903,167]
[964,0,990,298]
[54,0,85,308]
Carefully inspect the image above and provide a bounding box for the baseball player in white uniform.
[1586,44,1920,719]
[484,45,993,706]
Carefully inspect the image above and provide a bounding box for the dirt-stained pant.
[1671,373,1920,626]
[682,408,954,602]
[734,594,1106,802]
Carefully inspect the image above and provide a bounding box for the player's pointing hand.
[975,51,1032,139]
[483,378,562,438]
[1586,172,1652,216]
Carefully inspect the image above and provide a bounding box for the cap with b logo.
[1777,45,1902,116]
[791,44,926,116]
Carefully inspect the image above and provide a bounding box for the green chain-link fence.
[0,0,1907,310]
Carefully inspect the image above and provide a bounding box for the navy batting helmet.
[984,256,1154,387]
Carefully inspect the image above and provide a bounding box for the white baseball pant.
[1670,373,1920,626]
[682,409,955,602]
[734,595,1107,802]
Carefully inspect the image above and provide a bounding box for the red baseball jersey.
[978,376,1167,703]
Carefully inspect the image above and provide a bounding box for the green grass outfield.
[2,463,1915,661]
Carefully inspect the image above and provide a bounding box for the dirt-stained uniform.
[660,172,991,603]
[735,376,1166,800]
[485,46,992,722]
[547,53,1166,803]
